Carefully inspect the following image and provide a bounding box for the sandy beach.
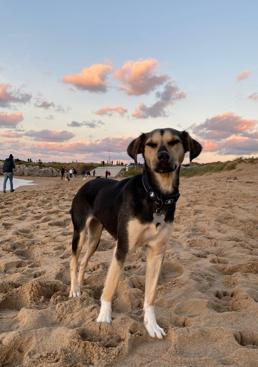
[0,162,258,367]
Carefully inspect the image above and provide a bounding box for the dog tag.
[153,212,165,226]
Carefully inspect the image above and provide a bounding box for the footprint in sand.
[2,222,13,229]
[234,331,258,349]
[0,280,65,311]
[220,262,258,275]
[78,328,122,347]
[160,260,184,281]
[209,289,241,313]
[209,256,228,265]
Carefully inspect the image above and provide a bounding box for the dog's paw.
[96,300,112,323]
[69,287,81,298]
[144,305,166,339]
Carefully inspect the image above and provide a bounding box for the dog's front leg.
[97,243,126,323]
[144,243,166,339]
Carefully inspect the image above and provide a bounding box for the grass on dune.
[122,157,258,178]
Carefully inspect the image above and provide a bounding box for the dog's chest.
[127,217,172,250]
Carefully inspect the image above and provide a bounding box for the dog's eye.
[168,139,180,146]
[146,142,158,148]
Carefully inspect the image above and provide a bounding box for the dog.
[69,128,202,338]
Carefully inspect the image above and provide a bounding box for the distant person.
[93,169,96,177]
[3,154,15,193]
[61,167,65,180]
[105,170,111,179]
[73,168,77,177]
[69,168,74,178]
[65,170,70,181]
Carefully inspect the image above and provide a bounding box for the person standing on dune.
[3,154,15,193]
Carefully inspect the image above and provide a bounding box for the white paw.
[69,286,81,298]
[96,300,112,323]
[144,305,166,339]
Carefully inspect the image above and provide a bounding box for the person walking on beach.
[3,154,15,193]
[61,167,65,180]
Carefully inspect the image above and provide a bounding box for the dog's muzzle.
[155,150,177,173]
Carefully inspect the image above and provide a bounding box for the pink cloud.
[0,83,31,107]
[32,137,132,156]
[95,106,127,116]
[24,129,74,142]
[192,112,258,156]
[63,64,112,92]
[0,130,22,138]
[193,112,257,140]
[202,140,219,152]
[221,135,258,155]
[236,70,252,81]
[248,93,258,102]
[0,112,23,128]
[132,83,186,119]
[115,59,168,95]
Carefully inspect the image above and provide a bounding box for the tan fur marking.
[144,245,165,306]
[101,248,123,302]
[70,229,86,294]
[153,171,175,193]
[127,218,172,250]
[78,219,103,285]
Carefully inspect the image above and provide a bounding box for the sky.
[0,0,258,163]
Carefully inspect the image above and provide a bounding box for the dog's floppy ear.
[127,133,146,163]
[181,131,202,161]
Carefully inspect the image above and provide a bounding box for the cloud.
[0,112,23,128]
[132,82,186,118]
[63,63,112,92]
[220,136,258,155]
[192,112,258,155]
[34,98,67,112]
[201,140,219,152]
[33,136,132,155]
[95,106,127,116]
[24,129,75,142]
[67,119,105,128]
[115,59,168,95]
[236,70,252,81]
[0,84,31,107]
[248,93,258,102]
[0,130,22,138]
[35,99,55,109]
[192,112,257,140]
[0,136,133,162]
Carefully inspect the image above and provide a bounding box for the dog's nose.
[157,150,170,161]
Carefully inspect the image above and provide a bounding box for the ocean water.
[0,177,35,191]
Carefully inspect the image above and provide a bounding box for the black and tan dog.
[69,128,202,338]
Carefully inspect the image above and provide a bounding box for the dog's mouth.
[154,162,177,173]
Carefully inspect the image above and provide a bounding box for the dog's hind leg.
[69,227,87,298]
[143,242,166,339]
[77,217,103,290]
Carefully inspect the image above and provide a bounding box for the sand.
[0,163,258,367]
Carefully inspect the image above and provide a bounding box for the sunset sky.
[0,1,258,163]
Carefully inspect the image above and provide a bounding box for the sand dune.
[0,162,258,366]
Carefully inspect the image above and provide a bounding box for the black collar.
[142,171,180,213]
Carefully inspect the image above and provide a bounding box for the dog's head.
[127,128,202,173]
